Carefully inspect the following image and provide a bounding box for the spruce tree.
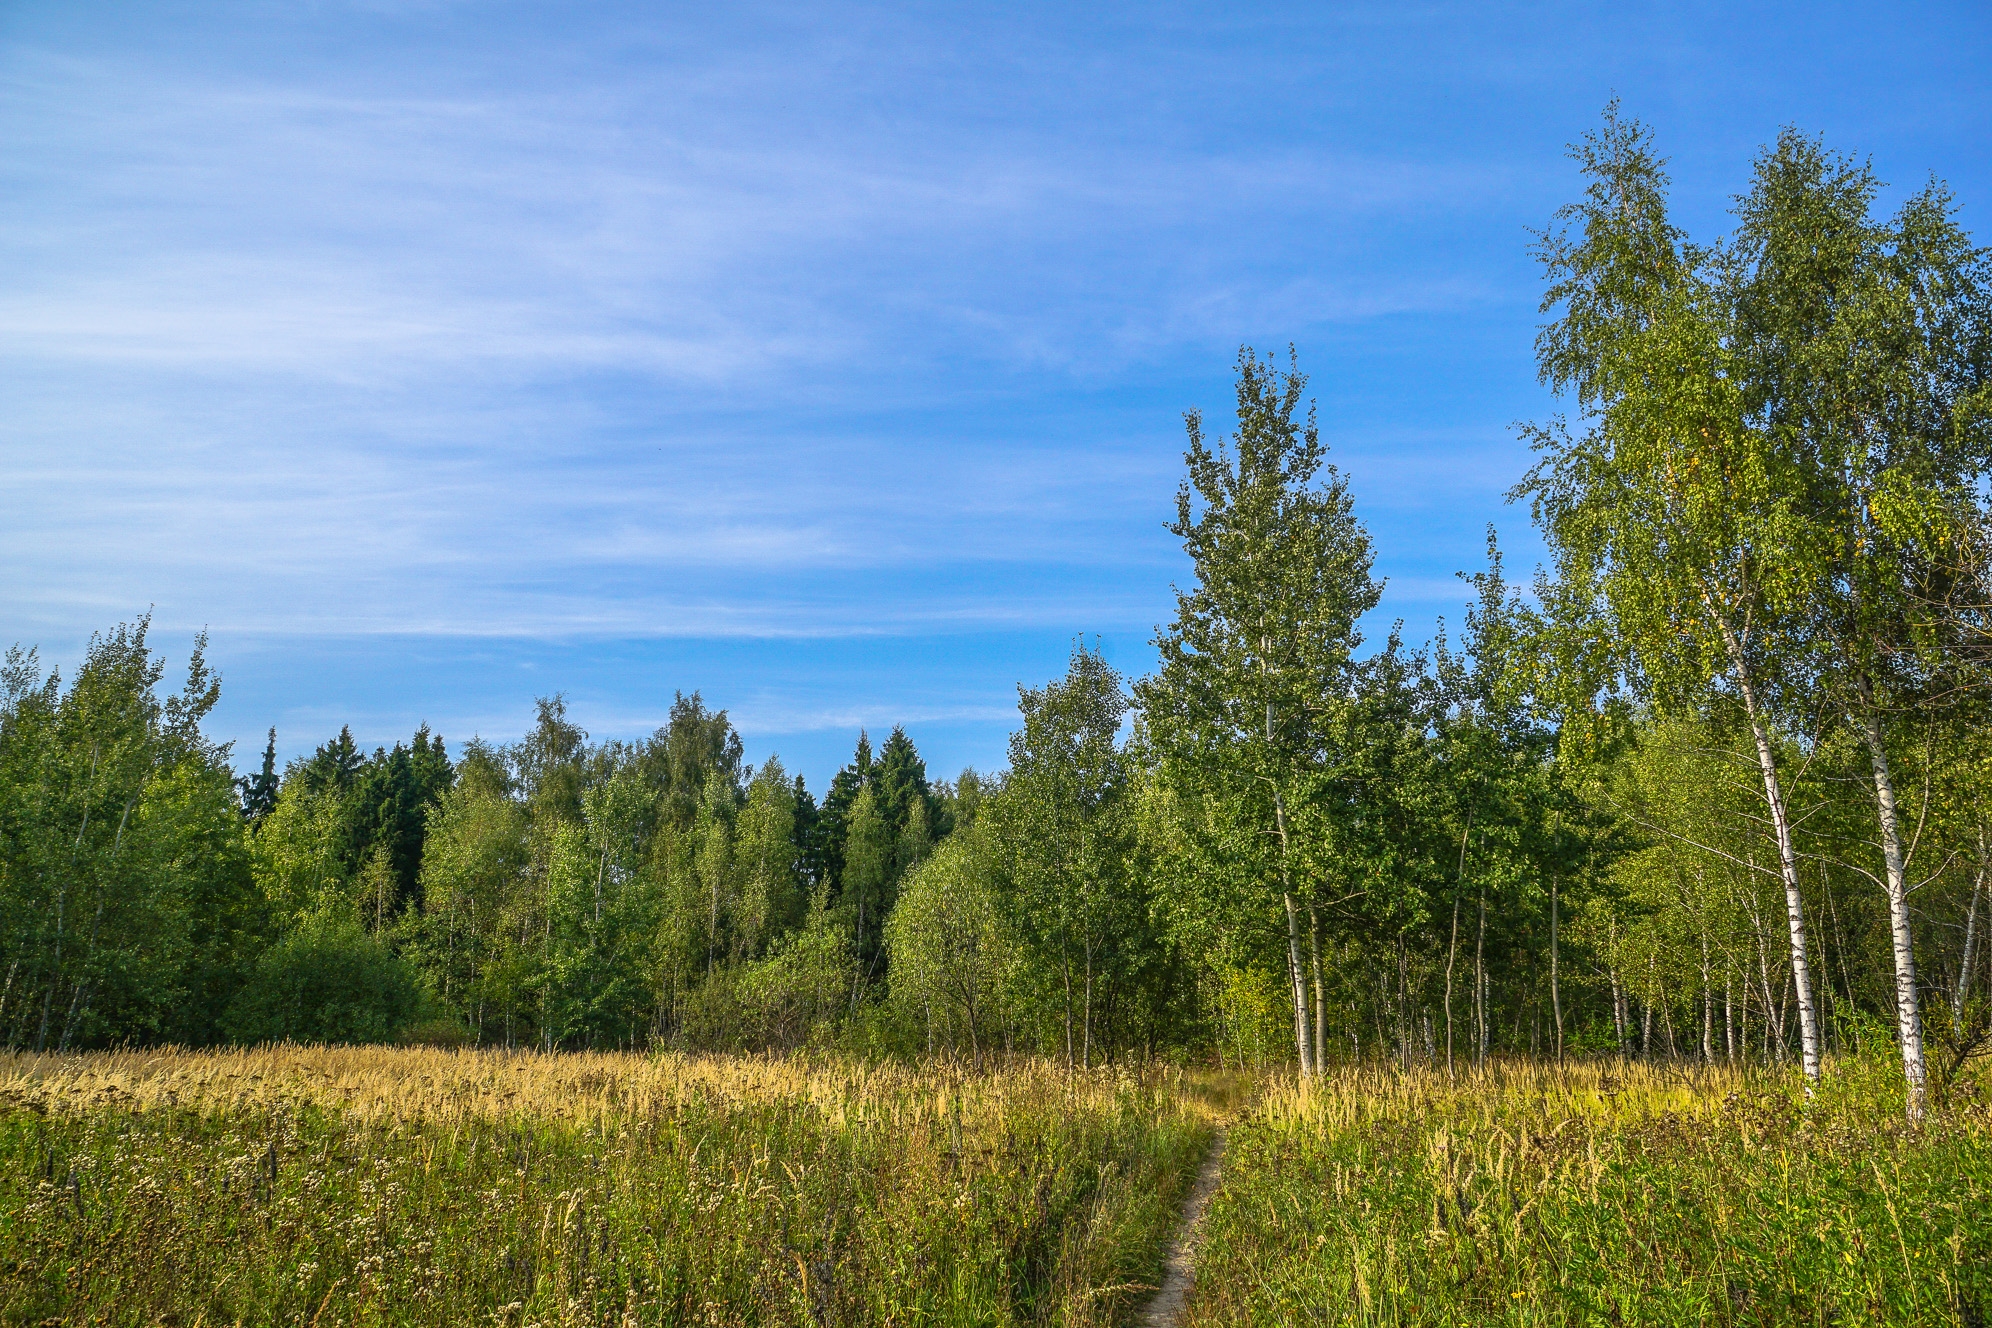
[238,727,280,827]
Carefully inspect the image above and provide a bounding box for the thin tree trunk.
[1474,887,1487,1068]
[1396,937,1412,1067]
[0,958,16,1037]
[1642,953,1656,1054]
[1062,941,1074,1075]
[1956,832,1987,1025]
[1739,974,1750,1062]
[1444,895,1461,1077]
[1373,965,1388,1059]
[1282,892,1312,1076]
[1550,874,1563,1063]
[1720,626,1823,1086]
[1610,963,1626,1053]
[1701,935,1714,1063]
[1272,792,1313,1077]
[1310,907,1325,1072]
[1445,815,1472,1077]
[1858,707,1927,1118]
[1725,973,1735,1063]
[1082,937,1094,1072]
[1608,916,1627,1052]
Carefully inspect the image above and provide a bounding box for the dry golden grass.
[0,1043,1197,1127]
[0,1047,1220,1327]
[1257,1055,1763,1131]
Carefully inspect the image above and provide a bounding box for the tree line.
[4,109,1989,1117]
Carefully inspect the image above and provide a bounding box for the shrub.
[222,919,423,1045]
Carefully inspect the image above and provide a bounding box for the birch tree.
[1728,133,1992,1117]
[1519,106,1827,1085]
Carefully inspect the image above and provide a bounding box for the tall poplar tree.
[1139,347,1380,1077]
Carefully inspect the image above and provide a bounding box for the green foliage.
[996,642,1148,1067]
[237,727,278,826]
[221,919,423,1046]
[9,114,1992,1146]
[1138,345,1398,1072]
[887,825,1015,1063]
[685,891,855,1050]
[0,620,259,1050]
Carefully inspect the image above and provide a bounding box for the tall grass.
[1184,1056,1992,1326]
[0,1047,1216,1327]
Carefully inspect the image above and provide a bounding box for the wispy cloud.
[1,22,1524,646]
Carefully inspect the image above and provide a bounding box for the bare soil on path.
[1139,1129,1227,1328]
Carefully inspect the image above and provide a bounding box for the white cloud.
[0,17,1526,647]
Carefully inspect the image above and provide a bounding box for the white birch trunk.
[1859,709,1927,1119]
[1955,831,1985,1026]
[1720,630,1823,1086]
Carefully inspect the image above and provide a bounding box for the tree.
[841,783,894,993]
[1138,347,1381,1076]
[238,728,279,827]
[407,776,529,1038]
[0,621,257,1049]
[293,725,363,796]
[1519,106,1827,1086]
[998,642,1136,1070]
[638,692,745,834]
[222,916,422,1045]
[1727,132,1992,1116]
[887,823,1013,1065]
[734,757,805,958]
[346,725,453,916]
[817,731,876,888]
[875,727,935,830]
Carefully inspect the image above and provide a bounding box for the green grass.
[1184,1056,1992,1327]
[10,1048,1982,1326]
[0,1048,1213,1327]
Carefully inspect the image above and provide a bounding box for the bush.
[679,899,855,1051]
[222,919,424,1045]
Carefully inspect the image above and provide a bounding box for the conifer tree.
[238,728,280,827]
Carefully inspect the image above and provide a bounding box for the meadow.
[0,1047,1216,1327]
[1185,1057,1992,1328]
[2,1048,1988,1327]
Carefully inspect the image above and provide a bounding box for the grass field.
[0,1047,1216,1327]
[1183,1057,1992,1327]
[3,1048,1987,1327]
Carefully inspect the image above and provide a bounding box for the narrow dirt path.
[1139,1129,1227,1328]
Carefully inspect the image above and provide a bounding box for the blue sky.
[5,2,1989,792]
